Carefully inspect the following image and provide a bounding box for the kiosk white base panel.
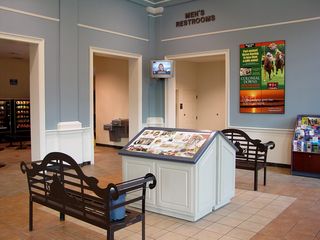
[122,134,236,222]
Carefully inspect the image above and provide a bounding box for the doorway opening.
[93,54,129,147]
[165,50,229,130]
[0,32,45,164]
[90,47,142,163]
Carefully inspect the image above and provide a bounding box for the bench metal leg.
[264,167,267,186]
[107,230,114,240]
[254,170,258,191]
[60,212,65,221]
[142,216,145,240]
[29,200,33,231]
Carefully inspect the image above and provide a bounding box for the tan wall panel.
[94,56,129,145]
[0,58,30,99]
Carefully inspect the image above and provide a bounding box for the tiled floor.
[39,189,295,240]
[1,144,320,239]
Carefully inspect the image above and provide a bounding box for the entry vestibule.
[0,38,35,165]
[0,33,45,162]
[93,55,129,147]
[89,47,143,162]
[174,54,227,130]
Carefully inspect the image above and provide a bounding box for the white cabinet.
[214,136,236,209]
[122,157,156,206]
[121,131,236,222]
[157,162,194,214]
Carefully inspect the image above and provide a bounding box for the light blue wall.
[77,0,162,126]
[0,0,60,129]
[60,0,79,122]
[1,0,319,130]
[0,0,59,19]
[0,0,163,129]
[156,0,320,129]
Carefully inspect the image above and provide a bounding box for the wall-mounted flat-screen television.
[151,60,173,79]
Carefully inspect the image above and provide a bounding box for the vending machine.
[13,99,31,137]
[0,100,12,139]
[0,99,30,143]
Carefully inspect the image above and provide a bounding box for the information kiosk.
[119,127,237,221]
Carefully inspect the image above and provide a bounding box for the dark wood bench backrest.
[222,129,273,164]
[20,152,156,227]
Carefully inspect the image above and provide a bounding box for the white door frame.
[0,31,46,161]
[165,49,230,129]
[89,47,142,158]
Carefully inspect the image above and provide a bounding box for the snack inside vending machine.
[0,100,12,142]
[0,99,30,147]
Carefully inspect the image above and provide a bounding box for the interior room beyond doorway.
[175,54,226,130]
[0,38,32,165]
[93,54,129,148]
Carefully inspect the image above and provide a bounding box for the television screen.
[151,60,173,79]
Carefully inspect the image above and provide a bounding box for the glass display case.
[0,100,11,134]
[0,99,30,143]
[292,115,320,177]
[13,100,31,134]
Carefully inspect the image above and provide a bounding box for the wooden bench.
[222,129,275,191]
[20,152,156,240]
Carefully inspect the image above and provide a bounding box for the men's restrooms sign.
[176,10,215,27]
[240,40,285,114]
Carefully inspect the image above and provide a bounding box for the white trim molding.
[90,47,143,162]
[162,16,320,42]
[144,0,172,5]
[0,5,59,22]
[46,124,92,164]
[78,24,149,42]
[148,14,163,18]
[229,126,293,165]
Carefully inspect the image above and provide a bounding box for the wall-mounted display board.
[240,40,285,114]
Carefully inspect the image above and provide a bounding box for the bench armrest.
[262,141,275,150]
[108,173,157,200]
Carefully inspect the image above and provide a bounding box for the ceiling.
[128,0,197,8]
[0,38,29,60]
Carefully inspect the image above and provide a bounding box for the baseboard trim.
[267,162,291,168]
[96,143,123,149]
[228,126,293,134]
[79,161,91,167]
[227,127,292,165]
[292,171,320,179]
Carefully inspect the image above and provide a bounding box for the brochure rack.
[291,115,320,178]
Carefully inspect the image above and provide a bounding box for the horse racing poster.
[240,40,285,113]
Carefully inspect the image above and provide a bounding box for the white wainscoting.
[46,122,92,164]
[230,126,293,165]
